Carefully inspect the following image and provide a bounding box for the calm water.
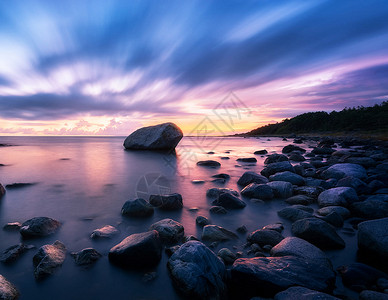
[0,136,358,299]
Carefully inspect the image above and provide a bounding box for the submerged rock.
[149,193,183,210]
[201,225,237,242]
[0,275,19,300]
[196,216,210,227]
[109,230,162,268]
[196,160,221,167]
[247,229,284,247]
[218,248,237,265]
[20,217,61,238]
[237,157,257,163]
[0,184,5,198]
[121,198,154,217]
[71,248,101,266]
[237,171,269,187]
[33,241,66,279]
[0,244,33,263]
[212,193,246,209]
[123,122,183,150]
[90,225,118,239]
[149,218,184,243]
[167,241,226,299]
[209,206,227,214]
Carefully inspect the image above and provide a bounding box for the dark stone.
[289,153,306,162]
[318,212,344,227]
[359,290,388,300]
[267,181,293,198]
[282,145,306,154]
[237,171,269,187]
[241,183,274,200]
[209,206,227,214]
[358,218,388,260]
[33,240,66,279]
[350,200,388,220]
[247,229,284,247]
[262,223,284,233]
[322,163,367,180]
[237,157,257,163]
[149,218,184,243]
[312,147,335,155]
[212,193,246,209]
[196,160,221,167]
[90,225,118,239]
[285,195,314,205]
[109,230,162,268]
[275,286,340,300]
[3,222,21,231]
[294,186,325,198]
[254,150,268,155]
[5,183,37,189]
[201,225,238,242]
[121,198,154,217]
[0,275,19,300]
[196,216,210,227]
[277,207,313,222]
[149,193,183,210]
[264,154,289,164]
[211,173,230,179]
[20,217,61,238]
[261,161,295,177]
[0,244,33,263]
[317,206,350,219]
[206,188,239,198]
[71,248,101,266]
[269,171,305,186]
[318,187,358,207]
[0,184,5,198]
[218,248,237,264]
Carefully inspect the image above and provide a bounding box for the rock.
[33,240,66,279]
[247,229,284,247]
[254,150,268,155]
[230,255,335,297]
[0,244,33,263]
[0,184,5,199]
[0,275,19,300]
[274,286,340,300]
[237,172,269,187]
[294,138,303,144]
[345,157,377,168]
[191,180,205,184]
[292,218,345,249]
[289,153,306,162]
[282,145,306,154]
[121,198,154,217]
[5,183,36,189]
[196,216,210,227]
[206,188,239,198]
[201,225,237,242]
[322,163,367,180]
[350,200,388,219]
[262,223,284,233]
[318,187,358,207]
[123,122,183,150]
[269,171,305,186]
[212,173,230,179]
[237,157,257,163]
[20,217,61,238]
[149,219,184,243]
[3,222,21,231]
[312,147,335,155]
[337,263,388,292]
[71,248,101,266]
[261,161,295,177]
[358,218,388,260]
[285,195,314,205]
[90,225,118,239]
[267,181,293,198]
[218,248,237,264]
[109,230,162,268]
[212,193,246,209]
[317,206,351,219]
[336,176,370,194]
[165,245,180,256]
[264,154,289,164]
[196,160,221,167]
[241,183,274,200]
[149,193,183,210]
[319,212,344,227]
[236,225,248,233]
[142,272,157,283]
[294,186,325,198]
[167,241,226,299]
[209,206,227,214]
[359,290,388,300]
[277,207,313,222]
[271,237,332,268]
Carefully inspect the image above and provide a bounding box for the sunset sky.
[0,0,388,135]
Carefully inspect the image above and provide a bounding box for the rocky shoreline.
[1,134,388,299]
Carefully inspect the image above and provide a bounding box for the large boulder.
[149,193,183,210]
[167,241,226,299]
[0,275,19,300]
[109,230,162,268]
[358,218,388,260]
[261,161,295,177]
[322,163,367,180]
[201,225,237,242]
[247,229,284,247]
[33,240,66,279]
[241,183,274,200]
[269,171,305,186]
[20,217,61,238]
[267,181,293,198]
[121,198,154,217]
[237,171,269,187]
[149,219,184,243]
[318,187,358,207]
[336,176,370,194]
[123,122,183,150]
[292,218,345,249]
[275,286,340,300]
[212,193,246,209]
[230,255,336,297]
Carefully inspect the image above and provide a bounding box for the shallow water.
[0,136,358,299]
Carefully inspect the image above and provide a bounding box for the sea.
[0,136,358,299]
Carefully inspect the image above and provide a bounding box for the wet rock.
[247,229,284,247]
[350,200,388,219]
[149,193,183,210]
[267,181,293,198]
[282,145,306,154]
[358,218,388,260]
[0,184,5,199]
[212,173,230,179]
[264,154,289,164]
[359,290,388,300]
[312,147,335,155]
[191,180,205,184]
[90,225,118,239]
[71,248,101,266]
[292,218,345,249]
[209,206,227,214]
[109,230,162,268]
[121,198,154,217]
[149,218,184,243]
[165,245,180,257]
[212,193,246,209]
[0,275,19,300]
[218,248,237,264]
[262,223,284,233]
[201,225,237,242]
[345,157,377,168]
[0,244,33,263]
[33,240,66,279]
[237,171,269,187]
[275,286,340,300]
[317,206,351,219]
[318,187,358,207]
[318,212,344,228]
[336,176,370,194]
[261,161,295,177]
[196,160,221,167]
[123,122,183,150]
[294,186,325,198]
[289,153,306,162]
[196,216,210,227]
[322,163,367,180]
[269,171,305,186]
[337,262,388,292]
[237,157,257,163]
[20,217,61,238]
[236,225,248,233]
[230,255,336,297]
[3,222,21,231]
[254,150,267,155]
[206,188,239,198]
[277,207,313,222]
[241,183,274,200]
[5,183,37,189]
[285,195,314,205]
[167,241,226,299]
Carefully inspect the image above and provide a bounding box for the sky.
[0,0,388,136]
